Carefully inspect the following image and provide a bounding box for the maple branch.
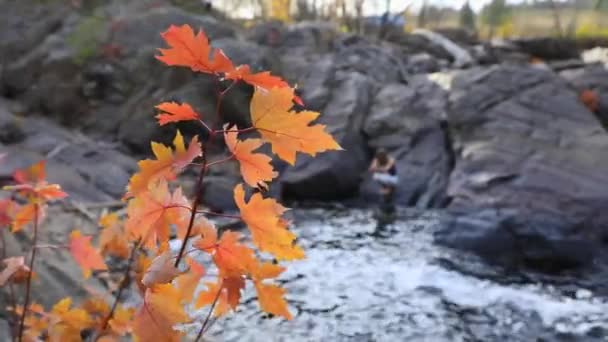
[174,146,207,268]
[175,75,228,267]
[198,119,213,133]
[17,203,39,342]
[212,127,256,135]
[206,154,235,168]
[34,243,68,250]
[0,228,17,333]
[98,241,140,335]
[194,284,222,342]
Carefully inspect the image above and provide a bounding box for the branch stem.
[98,241,140,334]
[17,203,39,342]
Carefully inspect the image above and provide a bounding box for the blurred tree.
[547,0,564,36]
[418,1,428,28]
[481,0,511,37]
[269,0,291,22]
[459,1,476,32]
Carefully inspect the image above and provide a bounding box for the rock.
[108,6,236,58]
[512,37,608,61]
[560,64,608,128]
[0,99,136,201]
[412,29,474,68]
[361,76,451,208]
[0,1,69,69]
[333,36,407,84]
[406,53,441,74]
[437,65,608,272]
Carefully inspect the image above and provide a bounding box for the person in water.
[368,149,398,207]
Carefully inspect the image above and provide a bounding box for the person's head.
[375,148,388,165]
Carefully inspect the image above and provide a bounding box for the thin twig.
[194,285,222,342]
[98,241,140,334]
[174,147,207,268]
[206,154,235,168]
[175,77,233,267]
[17,203,39,342]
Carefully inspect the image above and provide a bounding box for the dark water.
[179,209,608,341]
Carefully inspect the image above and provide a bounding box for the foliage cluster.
[0,23,340,341]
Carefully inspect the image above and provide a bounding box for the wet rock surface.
[192,209,608,342]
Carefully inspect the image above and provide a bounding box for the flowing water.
[186,209,608,341]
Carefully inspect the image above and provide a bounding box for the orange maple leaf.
[155,101,202,126]
[10,203,47,233]
[108,305,135,336]
[69,230,107,278]
[141,251,180,288]
[133,284,188,342]
[194,223,258,278]
[125,130,201,198]
[234,184,304,260]
[156,24,234,74]
[254,282,292,320]
[48,297,93,341]
[98,213,130,259]
[125,180,190,248]
[224,125,277,189]
[225,65,288,90]
[0,199,18,227]
[175,257,205,303]
[250,87,341,165]
[7,160,68,201]
[0,256,31,286]
[195,277,244,316]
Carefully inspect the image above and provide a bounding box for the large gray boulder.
[436,65,608,272]
[361,76,451,207]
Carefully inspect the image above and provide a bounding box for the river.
[184,208,608,341]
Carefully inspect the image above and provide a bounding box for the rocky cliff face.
[2,0,608,289]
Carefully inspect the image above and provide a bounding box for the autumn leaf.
[133,284,188,342]
[175,258,205,303]
[47,297,93,341]
[108,306,135,336]
[10,203,44,233]
[69,230,107,278]
[0,198,17,227]
[224,125,277,189]
[251,261,285,281]
[195,277,244,317]
[155,101,202,126]
[254,282,292,320]
[125,180,190,248]
[99,213,130,259]
[156,24,234,74]
[7,160,67,201]
[234,184,304,260]
[0,256,31,286]
[193,223,259,278]
[141,251,180,288]
[250,87,341,165]
[225,65,288,90]
[125,130,201,198]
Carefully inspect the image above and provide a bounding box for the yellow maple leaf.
[234,184,304,260]
[133,284,188,342]
[125,130,201,198]
[224,124,277,189]
[250,87,341,165]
